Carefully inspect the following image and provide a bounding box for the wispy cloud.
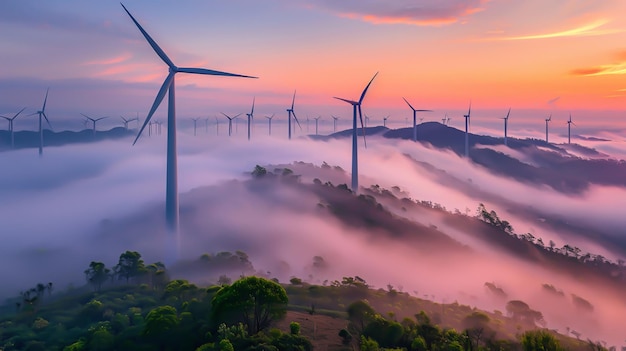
[83,53,133,66]
[570,63,626,76]
[491,19,620,41]
[302,0,489,27]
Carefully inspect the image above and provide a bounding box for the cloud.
[491,19,620,41]
[82,53,133,66]
[301,0,489,26]
[570,62,626,76]
[546,96,560,106]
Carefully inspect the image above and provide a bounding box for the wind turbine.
[121,3,256,260]
[246,97,255,141]
[567,113,575,144]
[314,116,321,135]
[286,90,302,139]
[334,72,378,193]
[383,115,390,128]
[81,114,108,136]
[364,115,370,128]
[29,88,52,157]
[215,116,219,136]
[204,117,209,134]
[221,112,241,136]
[1,107,26,148]
[120,116,138,130]
[501,108,511,146]
[402,97,432,142]
[464,101,471,157]
[191,117,199,136]
[265,113,275,135]
[545,114,552,143]
[332,115,339,132]
[441,115,447,125]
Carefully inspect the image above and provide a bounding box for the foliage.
[521,330,563,351]
[84,261,110,292]
[212,276,288,334]
[114,251,146,283]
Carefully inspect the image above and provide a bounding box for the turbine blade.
[358,72,378,104]
[290,90,296,110]
[402,97,415,111]
[292,110,302,130]
[506,108,511,120]
[121,3,176,68]
[177,67,257,78]
[13,107,26,119]
[220,112,230,119]
[42,112,52,129]
[358,105,367,148]
[96,117,109,121]
[42,88,49,112]
[415,110,433,112]
[133,71,175,145]
[250,97,255,116]
[234,113,242,119]
[334,97,357,105]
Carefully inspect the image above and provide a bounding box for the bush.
[289,322,300,335]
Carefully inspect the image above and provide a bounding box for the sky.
[1,0,626,134]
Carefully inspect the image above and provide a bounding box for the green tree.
[252,165,268,178]
[360,336,379,351]
[84,261,110,292]
[506,300,545,327]
[212,276,288,334]
[347,300,376,336]
[115,251,146,283]
[521,330,563,351]
[463,312,491,350]
[143,305,180,351]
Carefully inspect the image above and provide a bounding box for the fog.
[1,129,625,345]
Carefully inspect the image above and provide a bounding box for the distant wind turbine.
[121,2,256,260]
[204,117,209,134]
[464,101,471,157]
[81,114,108,136]
[332,115,339,132]
[215,116,219,136]
[501,108,511,146]
[364,115,370,128]
[567,113,575,144]
[314,116,321,135]
[334,72,378,192]
[1,107,26,148]
[120,116,138,130]
[191,117,199,136]
[221,112,241,136]
[28,88,52,157]
[402,97,432,142]
[383,115,390,128]
[286,91,302,139]
[246,97,255,141]
[265,114,275,135]
[545,114,552,143]
[441,115,447,125]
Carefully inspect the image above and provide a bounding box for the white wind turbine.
[1,107,26,148]
[314,116,321,135]
[191,117,199,136]
[334,72,378,192]
[501,108,511,146]
[221,112,241,136]
[332,115,339,132]
[286,91,302,139]
[545,114,552,143]
[567,113,575,144]
[265,113,275,135]
[121,3,256,260]
[28,88,52,157]
[402,97,432,142]
[81,114,108,136]
[246,97,255,141]
[464,101,471,157]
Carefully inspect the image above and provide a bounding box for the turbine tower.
[502,108,511,146]
[122,3,256,262]
[29,88,52,157]
[332,115,339,132]
[265,114,275,135]
[191,117,199,136]
[334,72,378,193]
[246,97,255,141]
[81,114,108,136]
[205,117,209,134]
[464,101,471,157]
[314,116,321,135]
[567,113,575,144]
[383,115,390,128]
[215,116,219,136]
[545,114,552,143]
[221,112,241,136]
[286,91,301,139]
[1,107,26,148]
[402,97,432,142]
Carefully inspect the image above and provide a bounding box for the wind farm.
[2,2,626,350]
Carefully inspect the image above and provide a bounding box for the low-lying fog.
[1,127,625,345]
